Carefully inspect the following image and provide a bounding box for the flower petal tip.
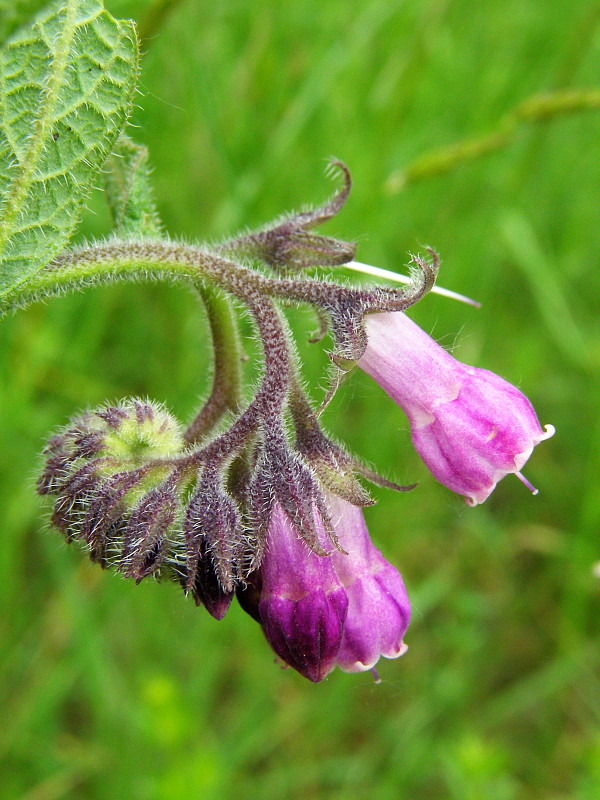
[540,424,556,441]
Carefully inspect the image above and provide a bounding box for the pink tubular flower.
[358,311,555,505]
[327,493,410,673]
[256,495,410,682]
[257,503,348,683]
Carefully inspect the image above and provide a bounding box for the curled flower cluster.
[38,400,189,582]
[37,167,553,681]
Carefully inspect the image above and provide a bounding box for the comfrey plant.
[0,1,553,682]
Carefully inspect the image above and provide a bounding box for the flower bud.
[38,399,187,577]
[252,429,332,555]
[358,311,554,505]
[121,485,180,581]
[93,399,185,466]
[38,399,185,496]
[184,467,245,616]
[220,161,355,273]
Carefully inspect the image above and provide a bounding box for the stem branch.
[2,238,433,318]
[184,286,243,444]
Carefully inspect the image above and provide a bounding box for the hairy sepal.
[184,466,246,596]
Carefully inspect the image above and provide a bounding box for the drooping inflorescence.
[37,166,554,682]
[38,399,190,582]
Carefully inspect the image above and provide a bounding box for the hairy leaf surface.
[104,134,162,237]
[0,0,138,296]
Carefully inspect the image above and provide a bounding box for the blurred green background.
[1,0,599,797]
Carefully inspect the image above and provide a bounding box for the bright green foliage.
[0,0,138,296]
[0,0,49,46]
[104,133,163,236]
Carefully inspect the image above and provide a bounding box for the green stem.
[184,286,243,444]
[386,86,600,192]
[185,293,290,465]
[1,239,431,318]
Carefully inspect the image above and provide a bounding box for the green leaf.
[104,134,163,237]
[0,0,139,296]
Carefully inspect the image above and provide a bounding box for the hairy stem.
[184,286,243,444]
[194,292,291,464]
[1,239,434,318]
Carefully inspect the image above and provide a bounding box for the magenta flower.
[358,311,554,505]
[255,494,410,682]
[327,493,410,673]
[257,502,348,683]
